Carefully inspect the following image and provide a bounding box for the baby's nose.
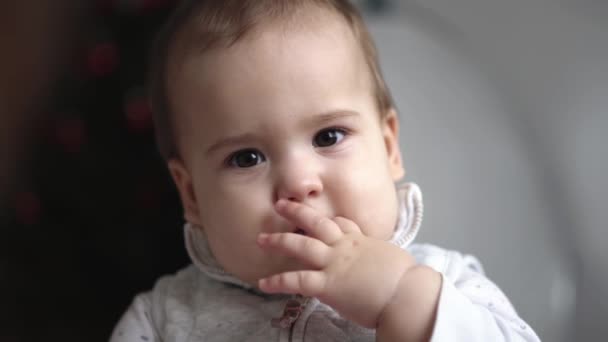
[273,161,323,203]
[276,179,322,202]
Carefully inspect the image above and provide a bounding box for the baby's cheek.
[362,214,396,240]
[357,191,399,240]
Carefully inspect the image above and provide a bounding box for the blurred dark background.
[1,1,188,340]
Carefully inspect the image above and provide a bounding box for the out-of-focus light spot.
[125,97,153,133]
[87,42,119,77]
[15,192,42,226]
[55,119,87,154]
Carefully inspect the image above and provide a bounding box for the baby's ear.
[381,108,405,181]
[168,159,203,226]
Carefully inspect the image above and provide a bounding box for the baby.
[111,0,541,341]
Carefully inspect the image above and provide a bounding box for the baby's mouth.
[294,228,307,236]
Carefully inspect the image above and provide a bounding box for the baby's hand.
[257,199,417,328]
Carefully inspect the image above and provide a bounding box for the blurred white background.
[358,0,608,340]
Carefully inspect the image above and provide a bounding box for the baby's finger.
[258,270,327,297]
[258,233,330,269]
[332,216,361,234]
[275,200,342,244]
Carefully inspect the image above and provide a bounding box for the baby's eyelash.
[320,126,352,136]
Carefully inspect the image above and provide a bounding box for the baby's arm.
[110,293,158,342]
[375,264,441,341]
[403,245,541,341]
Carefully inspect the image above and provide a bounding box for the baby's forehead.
[174,23,368,95]
[169,31,375,145]
[169,5,362,70]
[174,30,370,106]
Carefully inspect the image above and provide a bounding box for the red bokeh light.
[55,119,87,154]
[15,192,42,226]
[87,42,119,77]
[126,97,153,133]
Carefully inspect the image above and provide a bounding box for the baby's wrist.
[376,265,442,341]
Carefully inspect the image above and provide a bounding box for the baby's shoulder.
[148,264,226,303]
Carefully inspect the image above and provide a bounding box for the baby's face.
[168,16,404,286]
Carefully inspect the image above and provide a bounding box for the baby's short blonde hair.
[149,0,394,160]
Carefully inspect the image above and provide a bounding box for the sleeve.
[109,293,159,342]
[410,244,541,342]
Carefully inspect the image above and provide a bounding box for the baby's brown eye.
[228,149,266,168]
[313,128,346,147]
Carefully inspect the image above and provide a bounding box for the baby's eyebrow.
[206,133,257,156]
[309,110,360,126]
